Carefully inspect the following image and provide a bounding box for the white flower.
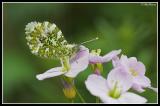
[85,67,147,103]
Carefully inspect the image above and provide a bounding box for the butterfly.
[25,21,77,59]
[25,21,98,60]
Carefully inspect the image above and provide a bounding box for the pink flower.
[89,49,121,64]
[89,49,121,75]
[112,55,157,93]
[85,67,147,103]
[36,46,121,80]
[36,45,89,80]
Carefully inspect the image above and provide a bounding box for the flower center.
[130,68,138,76]
[108,82,121,99]
[60,56,71,72]
[91,49,103,75]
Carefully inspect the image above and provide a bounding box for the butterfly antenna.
[80,37,99,45]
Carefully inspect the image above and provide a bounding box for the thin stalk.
[74,86,86,103]
[71,99,74,103]
[96,97,100,103]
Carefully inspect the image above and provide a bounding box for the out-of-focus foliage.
[3,3,157,103]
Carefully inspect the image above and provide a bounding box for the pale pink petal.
[100,92,147,103]
[36,67,65,80]
[136,62,146,75]
[119,55,130,73]
[85,74,108,98]
[102,49,121,63]
[88,54,103,64]
[128,57,137,64]
[132,75,151,92]
[89,49,121,64]
[148,86,158,93]
[128,57,146,75]
[134,75,151,87]
[85,74,122,103]
[120,55,146,76]
[112,56,120,67]
[92,90,147,103]
[131,83,145,93]
[107,67,133,93]
[99,94,119,103]
[118,92,147,103]
[120,55,129,64]
[65,45,89,78]
[70,45,89,61]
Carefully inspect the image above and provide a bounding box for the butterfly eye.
[25,21,75,59]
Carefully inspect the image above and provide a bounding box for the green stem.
[71,99,74,103]
[96,97,100,103]
[74,86,86,103]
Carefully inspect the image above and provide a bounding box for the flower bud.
[61,76,76,99]
[63,86,76,99]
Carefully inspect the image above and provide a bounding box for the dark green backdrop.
[3,3,157,103]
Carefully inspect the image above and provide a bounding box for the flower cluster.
[25,21,157,103]
[85,54,156,103]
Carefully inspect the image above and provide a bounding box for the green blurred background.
[3,3,157,103]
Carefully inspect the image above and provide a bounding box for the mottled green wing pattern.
[25,21,76,59]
